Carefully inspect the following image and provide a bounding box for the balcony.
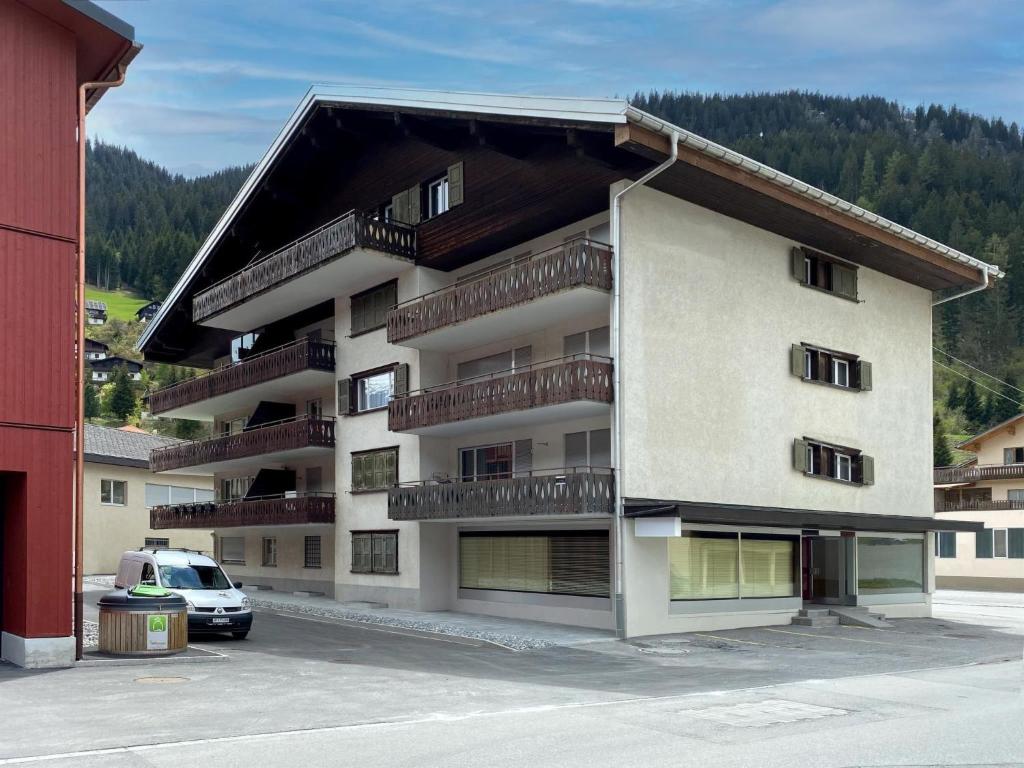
[388,467,614,521]
[389,354,612,437]
[151,492,335,529]
[150,416,335,474]
[194,211,416,331]
[387,239,612,351]
[934,463,1024,484]
[147,338,335,420]
[935,499,1024,513]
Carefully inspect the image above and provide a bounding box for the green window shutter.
[337,378,352,416]
[975,529,993,558]
[858,360,873,391]
[790,344,805,378]
[1008,528,1024,558]
[371,533,385,572]
[372,452,385,489]
[859,454,875,485]
[791,247,806,283]
[394,362,410,396]
[448,161,464,207]
[350,294,366,335]
[351,454,365,491]
[384,448,397,486]
[407,183,421,225]
[352,534,370,573]
[833,264,858,300]
[793,439,809,473]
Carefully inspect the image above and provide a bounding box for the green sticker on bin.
[148,615,167,632]
[130,584,171,598]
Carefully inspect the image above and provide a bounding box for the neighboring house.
[135,300,161,323]
[83,424,213,574]
[934,415,1024,591]
[0,0,138,668]
[85,338,109,361]
[90,356,143,382]
[85,299,107,325]
[138,87,996,635]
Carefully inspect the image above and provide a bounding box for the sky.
[90,0,1024,178]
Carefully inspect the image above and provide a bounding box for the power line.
[932,345,1024,395]
[933,358,1024,409]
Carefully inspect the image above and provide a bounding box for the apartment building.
[934,415,1024,591]
[139,87,994,636]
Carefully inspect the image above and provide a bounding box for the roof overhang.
[625,498,984,533]
[83,453,148,469]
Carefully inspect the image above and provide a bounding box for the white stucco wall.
[214,525,336,595]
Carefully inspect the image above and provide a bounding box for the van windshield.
[158,564,231,590]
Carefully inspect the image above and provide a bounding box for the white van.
[115,548,253,639]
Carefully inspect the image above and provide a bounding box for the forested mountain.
[85,140,252,300]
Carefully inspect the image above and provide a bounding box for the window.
[456,346,532,381]
[459,531,609,597]
[740,535,798,598]
[794,438,873,485]
[427,175,449,218]
[460,443,513,482]
[144,537,169,549]
[792,344,869,390]
[220,536,245,565]
[857,536,924,594]
[145,483,214,506]
[305,467,323,493]
[357,370,395,412]
[669,532,739,600]
[261,537,278,567]
[994,528,1008,558]
[793,246,858,300]
[219,476,253,501]
[564,429,611,468]
[935,531,957,558]
[832,358,849,388]
[304,536,322,569]
[350,281,397,336]
[218,416,247,436]
[230,332,259,363]
[1008,489,1024,502]
[1004,448,1024,465]
[351,531,398,574]
[351,448,398,492]
[101,479,126,505]
[306,398,323,420]
[564,326,611,357]
[338,364,408,416]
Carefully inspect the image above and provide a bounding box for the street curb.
[75,646,228,667]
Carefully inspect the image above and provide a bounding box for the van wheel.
[231,631,249,640]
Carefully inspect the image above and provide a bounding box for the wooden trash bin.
[97,587,188,656]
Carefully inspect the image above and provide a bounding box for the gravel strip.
[251,597,554,651]
[83,620,99,649]
[85,575,115,588]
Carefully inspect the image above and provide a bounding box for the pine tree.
[962,378,984,432]
[933,413,953,467]
[83,382,100,419]
[945,381,962,411]
[989,373,1022,425]
[108,365,137,422]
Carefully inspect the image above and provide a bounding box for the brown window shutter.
[407,183,421,224]
[337,378,352,415]
[394,362,410,396]
[791,247,807,283]
[448,161,464,207]
[391,189,409,225]
[858,360,873,391]
[790,344,806,378]
[860,454,875,485]
[793,439,809,472]
[816,351,829,382]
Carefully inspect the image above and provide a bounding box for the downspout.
[75,64,129,661]
[609,129,679,637]
[932,269,989,306]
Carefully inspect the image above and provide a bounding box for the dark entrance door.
[807,536,846,604]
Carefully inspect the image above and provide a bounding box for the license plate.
[211,617,230,624]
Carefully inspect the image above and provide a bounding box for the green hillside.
[84,284,148,322]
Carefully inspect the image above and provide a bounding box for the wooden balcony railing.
[388,467,614,521]
[934,463,1024,484]
[150,416,335,473]
[150,492,335,529]
[148,338,335,415]
[194,211,416,322]
[935,499,1024,513]
[389,354,613,432]
[387,239,612,344]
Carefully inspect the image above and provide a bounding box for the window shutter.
[793,439,809,473]
[337,378,352,415]
[351,454,365,491]
[372,534,385,573]
[515,438,533,475]
[391,189,409,225]
[352,534,370,573]
[1008,528,1024,559]
[816,351,829,383]
[858,360,873,391]
[976,529,993,558]
[791,247,806,283]
[859,454,874,485]
[383,533,398,573]
[833,264,858,300]
[448,161,464,207]
[790,344,805,378]
[372,452,385,489]
[384,449,397,486]
[407,183,421,225]
[514,346,532,369]
[394,363,410,396]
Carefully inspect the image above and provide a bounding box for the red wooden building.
[0,0,138,668]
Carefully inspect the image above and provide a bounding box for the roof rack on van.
[138,547,208,555]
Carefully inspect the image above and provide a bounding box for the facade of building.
[83,425,213,574]
[85,299,107,325]
[139,88,993,637]
[935,415,1024,591]
[0,0,138,668]
[89,355,143,382]
[135,300,161,323]
[85,338,109,361]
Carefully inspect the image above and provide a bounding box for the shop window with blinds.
[351,448,398,492]
[791,246,858,301]
[459,531,610,598]
[669,532,799,600]
[350,281,397,336]
[857,536,924,594]
[351,531,398,574]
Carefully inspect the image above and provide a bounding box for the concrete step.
[791,615,841,627]
[828,607,892,628]
[798,608,831,618]
[292,591,325,597]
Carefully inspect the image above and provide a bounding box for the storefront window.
[857,536,924,594]
[740,535,798,598]
[669,532,739,600]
